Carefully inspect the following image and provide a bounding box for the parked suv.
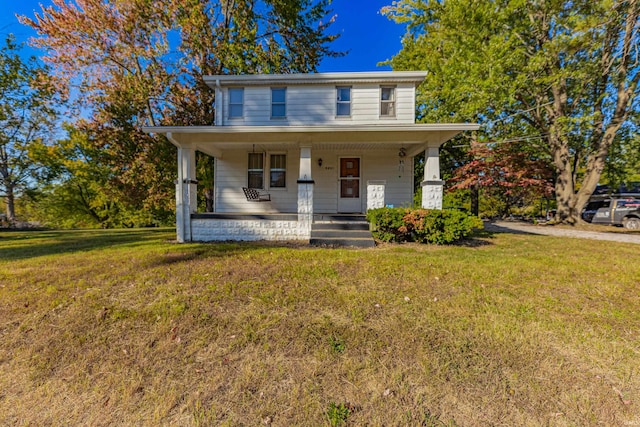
[581,195,640,229]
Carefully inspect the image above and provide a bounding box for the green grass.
[1,228,639,425]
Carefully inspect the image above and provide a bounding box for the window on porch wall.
[270,154,286,188]
[248,153,264,189]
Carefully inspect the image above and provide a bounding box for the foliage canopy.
[19,0,341,224]
[0,35,57,223]
[384,0,640,223]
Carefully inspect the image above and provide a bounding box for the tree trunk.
[549,126,580,224]
[573,132,615,219]
[553,172,578,224]
[204,188,214,212]
[5,184,16,224]
[470,185,479,216]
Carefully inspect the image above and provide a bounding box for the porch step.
[314,214,368,222]
[311,229,372,238]
[312,222,370,231]
[310,217,375,248]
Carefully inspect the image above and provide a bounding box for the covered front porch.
[143,124,479,242]
[188,213,373,246]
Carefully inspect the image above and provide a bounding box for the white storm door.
[338,157,361,213]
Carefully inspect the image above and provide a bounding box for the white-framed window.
[380,86,396,117]
[269,154,287,188]
[248,153,264,189]
[336,86,351,117]
[271,87,286,118]
[228,88,244,119]
[248,152,288,189]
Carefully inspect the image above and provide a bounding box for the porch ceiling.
[142,124,480,157]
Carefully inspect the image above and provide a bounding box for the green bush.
[366,207,407,242]
[367,207,483,244]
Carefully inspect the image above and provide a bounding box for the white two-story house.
[144,72,478,243]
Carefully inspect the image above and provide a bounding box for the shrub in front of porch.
[366,208,483,244]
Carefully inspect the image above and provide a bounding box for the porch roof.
[142,123,480,158]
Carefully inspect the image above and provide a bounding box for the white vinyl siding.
[221,83,416,125]
[312,150,414,214]
[215,150,298,213]
[214,149,414,214]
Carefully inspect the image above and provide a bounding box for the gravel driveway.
[485,220,640,245]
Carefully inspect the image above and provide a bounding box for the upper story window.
[271,87,286,119]
[336,86,351,117]
[269,154,287,188]
[380,86,396,117]
[248,153,264,189]
[228,88,244,119]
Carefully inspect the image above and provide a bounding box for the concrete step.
[310,218,375,248]
[311,229,373,238]
[312,222,370,231]
[314,214,367,222]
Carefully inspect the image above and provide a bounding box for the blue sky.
[0,0,407,72]
[320,0,406,71]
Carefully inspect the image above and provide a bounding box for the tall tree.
[28,124,158,228]
[384,0,640,224]
[0,35,57,224]
[20,0,341,217]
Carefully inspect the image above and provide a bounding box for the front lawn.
[0,229,638,425]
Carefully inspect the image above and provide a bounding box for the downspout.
[215,79,223,126]
[214,79,223,213]
[166,132,179,148]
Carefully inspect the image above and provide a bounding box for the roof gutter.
[165,132,180,148]
[203,71,428,88]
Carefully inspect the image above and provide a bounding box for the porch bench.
[243,187,271,202]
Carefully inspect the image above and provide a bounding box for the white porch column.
[297,145,314,236]
[176,145,197,242]
[421,146,444,210]
[367,180,386,210]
